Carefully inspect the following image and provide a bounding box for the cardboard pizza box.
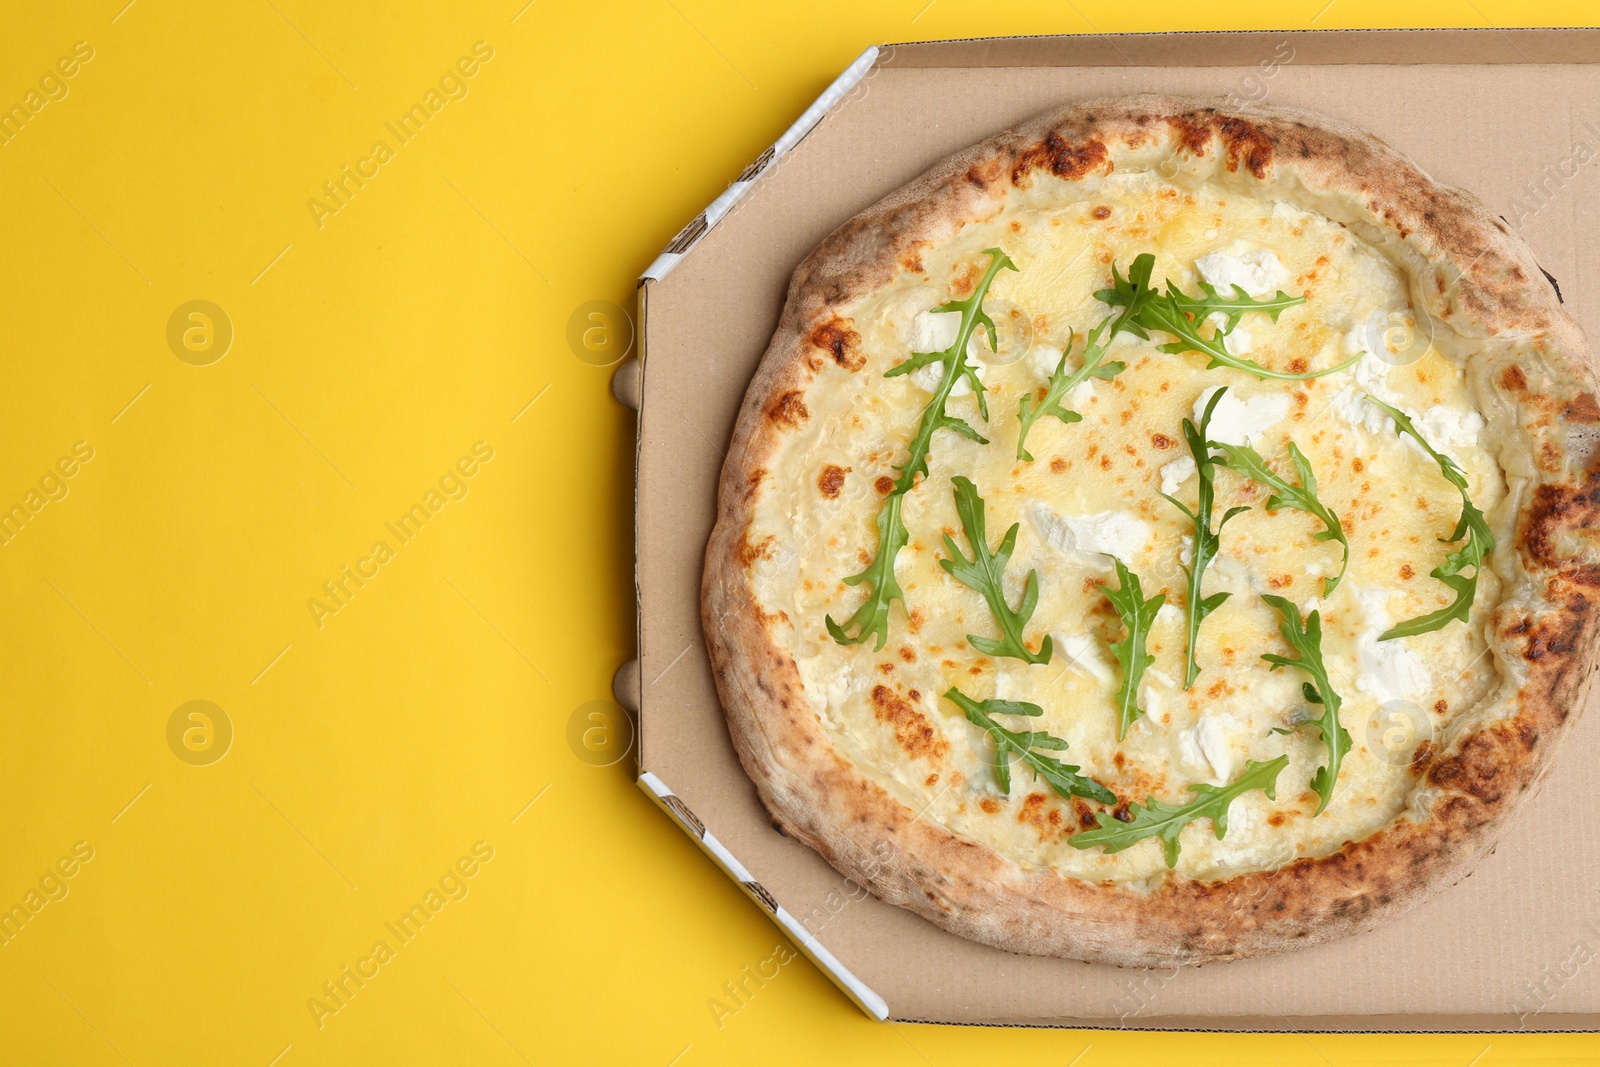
[614,28,1600,1031]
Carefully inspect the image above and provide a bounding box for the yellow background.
[0,0,1594,1063]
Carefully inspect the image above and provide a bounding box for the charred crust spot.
[1410,740,1436,775]
[809,317,864,371]
[869,684,949,763]
[978,796,1002,814]
[875,475,895,495]
[1502,364,1528,392]
[1011,133,1111,187]
[737,534,775,567]
[1426,721,1539,804]
[1151,433,1175,450]
[766,390,809,427]
[1523,480,1600,580]
[1217,116,1274,177]
[1165,112,1274,178]
[1567,392,1600,423]
[818,464,847,498]
[1050,456,1067,473]
[964,157,1006,190]
[1519,608,1587,664]
[1091,205,1111,220]
[1071,798,1097,829]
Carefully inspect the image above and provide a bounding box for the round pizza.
[700,94,1599,966]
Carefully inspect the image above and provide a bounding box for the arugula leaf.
[1014,256,1154,462]
[824,495,909,650]
[1099,253,1159,337]
[1096,260,1360,381]
[944,687,1116,804]
[1366,397,1497,640]
[940,476,1052,664]
[1213,438,1349,595]
[1103,556,1167,740]
[1015,320,1127,462]
[1169,280,1303,333]
[1067,755,1289,868]
[826,248,1016,649]
[1161,387,1251,689]
[1259,594,1350,816]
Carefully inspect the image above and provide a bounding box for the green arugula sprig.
[1015,320,1125,462]
[1260,595,1350,816]
[1367,397,1496,640]
[826,248,1015,649]
[1214,437,1349,595]
[1067,755,1289,868]
[1162,387,1251,689]
[945,688,1117,804]
[940,476,1051,665]
[1096,258,1360,381]
[1014,256,1156,462]
[1103,556,1166,740]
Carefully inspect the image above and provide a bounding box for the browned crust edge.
[700,94,1600,967]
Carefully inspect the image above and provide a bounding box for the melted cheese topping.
[746,171,1505,881]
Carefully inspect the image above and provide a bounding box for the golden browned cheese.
[745,170,1505,881]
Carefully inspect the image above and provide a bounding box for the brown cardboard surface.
[633,29,1600,1029]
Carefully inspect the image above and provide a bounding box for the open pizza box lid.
[615,28,1600,1031]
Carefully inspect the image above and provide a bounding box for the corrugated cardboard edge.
[640,45,881,283]
[637,771,891,1021]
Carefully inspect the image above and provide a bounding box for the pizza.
[700,94,1600,966]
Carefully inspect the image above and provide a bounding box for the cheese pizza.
[701,96,1600,965]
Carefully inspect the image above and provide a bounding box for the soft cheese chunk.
[1029,503,1151,564]
[1414,405,1485,450]
[1353,588,1433,704]
[909,353,986,397]
[1054,632,1115,685]
[1178,714,1236,782]
[1195,248,1289,297]
[906,307,987,396]
[1160,455,1197,496]
[1195,385,1289,446]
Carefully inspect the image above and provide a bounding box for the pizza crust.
[701,94,1600,966]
